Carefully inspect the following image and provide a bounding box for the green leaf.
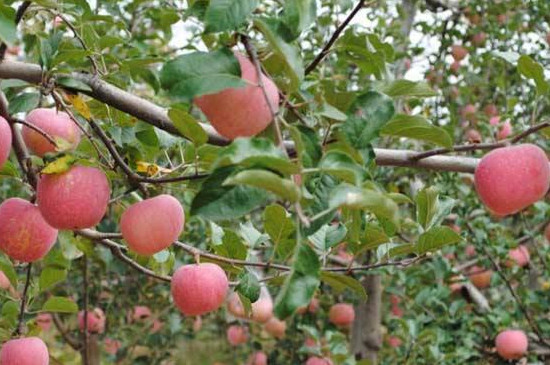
[517,55,549,96]
[41,155,78,174]
[224,169,301,202]
[342,91,395,159]
[56,77,93,92]
[319,151,367,185]
[281,0,317,41]
[8,92,40,115]
[254,17,304,91]
[204,0,258,33]
[0,11,16,45]
[309,223,347,251]
[41,296,78,313]
[415,187,456,231]
[39,267,67,292]
[360,223,390,251]
[263,204,295,246]
[191,166,270,221]
[289,125,322,168]
[318,103,348,121]
[236,270,261,303]
[274,244,320,319]
[0,161,19,178]
[417,226,462,254]
[321,272,367,300]
[213,229,247,260]
[214,138,298,175]
[168,108,208,146]
[160,48,246,101]
[0,255,17,287]
[329,184,399,226]
[381,80,438,98]
[381,114,453,148]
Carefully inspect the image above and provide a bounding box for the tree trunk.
[81,334,100,365]
[351,275,382,362]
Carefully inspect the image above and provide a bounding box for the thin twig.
[14,263,32,337]
[304,0,373,75]
[12,118,57,148]
[410,120,550,161]
[52,313,81,350]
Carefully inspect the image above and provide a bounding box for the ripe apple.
[474,144,550,216]
[471,32,487,46]
[226,290,273,323]
[264,317,286,339]
[0,337,49,365]
[450,61,461,74]
[296,297,320,315]
[22,108,82,157]
[120,194,184,255]
[489,116,512,140]
[226,325,248,346]
[131,306,152,322]
[151,319,163,334]
[506,245,530,267]
[171,263,228,316]
[78,308,106,333]
[461,104,477,121]
[0,116,11,168]
[328,303,355,327]
[0,198,58,262]
[467,265,492,289]
[36,313,52,332]
[194,52,279,140]
[495,329,528,360]
[465,129,482,144]
[37,165,110,229]
[104,338,121,355]
[483,104,498,117]
[387,336,403,348]
[247,351,268,365]
[465,244,476,257]
[451,45,468,61]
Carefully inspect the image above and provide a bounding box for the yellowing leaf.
[64,93,92,120]
[41,155,78,175]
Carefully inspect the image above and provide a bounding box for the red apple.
[495,329,528,360]
[465,244,476,257]
[461,104,477,121]
[264,317,286,339]
[305,357,333,365]
[507,245,530,267]
[387,336,402,348]
[226,325,248,346]
[467,266,492,289]
[36,313,52,332]
[104,338,121,355]
[247,351,268,365]
[0,270,10,290]
[451,45,468,61]
[22,108,81,157]
[171,263,228,316]
[465,129,482,144]
[78,308,106,333]
[450,61,461,74]
[483,104,498,117]
[0,337,49,365]
[489,116,512,140]
[471,32,487,46]
[0,116,11,168]
[121,194,184,255]
[0,198,58,262]
[132,306,152,322]
[194,52,279,140]
[328,303,355,327]
[474,144,550,216]
[37,165,110,229]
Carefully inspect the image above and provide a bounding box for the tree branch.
[13,263,32,337]
[51,313,81,350]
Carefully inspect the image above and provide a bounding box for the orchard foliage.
[0,0,548,364]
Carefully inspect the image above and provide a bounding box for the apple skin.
[451,45,468,61]
[247,351,268,365]
[461,104,477,121]
[120,194,184,255]
[305,357,333,365]
[495,329,528,360]
[489,116,512,140]
[297,297,320,315]
[0,337,49,365]
[471,32,487,46]
[264,317,286,339]
[37,165,110,230]
[467,265,492,289]
[0,116,11,168]
[0,198,58,262]
[465,129,482,144]
[388,336,403,348]
[474,144,550,216]
[483,104,498,117]
[171,263,229,316]
[78,308,106,333]
[506,245,530,268]
[226,290,274,323]
[328,303,355,327]
[104,338,121,355]
[194,52,279,140]
[226,325,248,346]
[36,313,53,332]
[131,306,152,322]
[22,108,81,157]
